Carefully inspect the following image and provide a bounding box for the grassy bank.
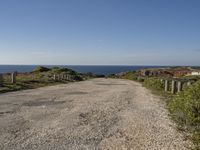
[0,74,65,93]
[168,81,200,149]
[0,66,94,94]
[121,71,200,149]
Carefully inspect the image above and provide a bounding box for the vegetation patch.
[121,71,137,80]
[168,80,200,149]
[32,66,50,72]
[144,77,164,91]
[0,66,95,94]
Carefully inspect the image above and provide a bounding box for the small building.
[191,71,200,76]
[140,70,150,76]
[173,70,191,77]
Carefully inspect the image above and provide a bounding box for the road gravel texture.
[0,78,192,150]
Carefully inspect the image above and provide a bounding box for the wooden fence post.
[177,81,182,92]
[11,72,17,84]
[171,80,176,94]
[164,80,169,92]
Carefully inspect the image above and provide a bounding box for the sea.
[0,65,167,75]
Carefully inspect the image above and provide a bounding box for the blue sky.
[0,0,200,65]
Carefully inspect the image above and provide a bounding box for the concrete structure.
[53,74,57,81]
[140,68,193,78]
[53,74,65,81]
[177,81,182,92]
[162,78,196,94]
[171,80,176,94]
[172,70,191,77]
[191,71,200,76]
[140,70,150,76]
[164,80,169,92]
[11,72,17,84]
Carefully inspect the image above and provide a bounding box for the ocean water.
[0,65,166,75]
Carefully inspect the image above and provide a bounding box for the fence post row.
[161,77,195,94]
[53,74,70,81]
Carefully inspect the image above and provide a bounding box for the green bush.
[32,66,50,72]
[168,80,200,148]
[49,67,77,75]
[122,72,137,80]
[50,67,65,73]
[137,78,145,82]
[144,77,164,91]
[107,74,117,78]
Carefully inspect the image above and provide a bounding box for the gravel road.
[0,78,192,150]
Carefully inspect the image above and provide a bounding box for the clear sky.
[0,0,200,65]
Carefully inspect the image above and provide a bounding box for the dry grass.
[0,73,68,93]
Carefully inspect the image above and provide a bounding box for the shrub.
[50,67,64,74]
[107,74,117,78]
[32,66,50,72]
[50,67,77,75]
[122,72,137,80]
[168,80,200,148]
[144,77,164,91]
[96,74,105,78]
[137,78,145,82]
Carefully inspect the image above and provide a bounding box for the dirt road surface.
[0,78,192,150]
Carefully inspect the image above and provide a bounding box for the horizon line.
[0,64,199,67]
